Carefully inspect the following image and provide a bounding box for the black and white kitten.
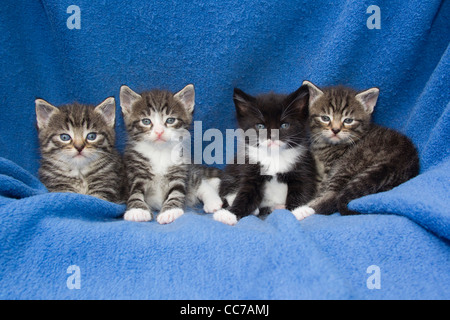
[35,97,127,203]
[292,81,420,219]
[214,85,317,225]
[120,84,223,224]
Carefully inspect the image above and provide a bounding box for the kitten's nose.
[74,143,85,153]
[153,125,165,136]
[331,128,341,135]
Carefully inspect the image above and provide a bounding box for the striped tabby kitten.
[120,84,223,224]
[292,81,419,220]
[35,97,126,203]
[214,85,317,226]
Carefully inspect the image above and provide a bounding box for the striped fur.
[36,98,127,203]
[300,82,419,216]
[120,85,223,224]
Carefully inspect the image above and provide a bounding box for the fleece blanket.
[0,0,449,299]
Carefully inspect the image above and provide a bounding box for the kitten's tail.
[337,160,419,215]
[190,164,223,183]
[201,166,223,179]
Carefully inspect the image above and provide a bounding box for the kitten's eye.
[343,118,354,124]
[165,117,176,124]
[142,118,152,126]
[255,124,266,130]
[86,132,97,141]
[280,123,290,129]
[321,116,331,122]
[59,134,71,142]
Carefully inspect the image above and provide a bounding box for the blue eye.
[280,123,290,129]
[256,123,266,130]
[60,134,71,141]
[166,117,176,124]
[86,132,97,141]
[343,118,354,124]
[321,115,331,122]
[142,118,152,126]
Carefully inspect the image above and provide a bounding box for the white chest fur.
[134,141,178,174]
[248,145,304,209]
[248,145,305,175]
[260,177,288,209]
[133,141,187,210]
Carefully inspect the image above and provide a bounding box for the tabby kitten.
[214,85,317,226]
[120,84,223,224]
[35,97,126,203]
[292,81,420,220]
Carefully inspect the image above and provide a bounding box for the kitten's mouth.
[261,140,285,149]
[326,133,350,145]
[153,137,167,143]
[73,152,86,158]
[327,136,342,144]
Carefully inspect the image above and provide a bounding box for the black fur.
[219,85,317,220]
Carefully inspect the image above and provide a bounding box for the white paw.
[251,208,260,216]
[157,208,184,225]
[124,208,152,222]
[203,197,223,213]
[292,205,315,221]
[213,209,238,226]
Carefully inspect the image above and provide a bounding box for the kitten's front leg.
[196,178,223,213]
[285,179,315,211]
[294,168,355,219]
[213,171,264,226]
[292,191,338,221]
[124,181,152,222]
[157,167,188,224]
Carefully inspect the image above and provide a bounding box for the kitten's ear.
[355,88,379,114]
[95,97,116,127]
[174,84,195,114]
[233,88,256,116]
[302,81,324,106]
[285,84,310,114]
[35,99,59,129]
[120,85,141,116]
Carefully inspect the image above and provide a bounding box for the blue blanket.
[0,0,449,299]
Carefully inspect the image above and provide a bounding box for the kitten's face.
[35,98,116,168]
[233,85,310,151]
[304,82,379,146]
[120,85,194,145]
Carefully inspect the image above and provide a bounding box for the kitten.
[120,84,223,224]
[292,81,420,220]
[35,97,127,203]
[214,85,317,225]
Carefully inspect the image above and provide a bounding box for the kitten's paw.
[292,205,315,221]
[157,208,184,225]
[124,208,152,222]
[203,197,223,213]
[213,209,238,226]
